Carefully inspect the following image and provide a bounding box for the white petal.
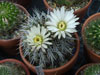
[47,26,58,32]
[42,44,47,49]
[66,28,77,33]
[36,45,41,50]
[54,31,59,38]
[50,12,59,22]
[67,22,79,28]
[44,42,52,45]
[61,31,66,38]
[46,21,57,26]
[41,26,47,36]
[41,47,46,53]
[31,46,36,51]
[66,32,72,37]
[44,38,51,42]
[58,32,61,39]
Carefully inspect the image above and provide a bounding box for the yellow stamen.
[57,21,66,31]
[33,35,43,44]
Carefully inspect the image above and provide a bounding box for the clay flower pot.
[43,0,92,22]
[82,13,100,63]
[75,63,99,75]
[0,4,29,56]
[19,33,80,75]
[0,59,30,75]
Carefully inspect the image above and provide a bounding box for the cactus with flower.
[20,6,79,69]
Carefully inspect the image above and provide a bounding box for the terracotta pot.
[43,0,92,22]
[0,59,30,75]
[0,4,29,56]
[0,0,32,7]
[82,13,100,63]
[19,33,80,75]
[75,63,99,75]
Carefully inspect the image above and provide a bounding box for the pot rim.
[0,59,30,75]
[75,63,100,75]
[82,13,100,58]
[19,32,80,73]
[43,0,92,12]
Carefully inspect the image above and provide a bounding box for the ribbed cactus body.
[0,1,26,39]
[0,62,26,75]
[82,64,100,75]
[84,19,100,54]
[0,65,11,75]
[0,1,19,31]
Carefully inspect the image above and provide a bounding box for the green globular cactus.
[81,64,100,75]
[0,65,12,75]
[84,19,100,55]
[0,1,19,31]
[0,1,26,39]
[0,62,26,75]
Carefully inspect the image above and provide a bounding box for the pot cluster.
[2,0,100,75]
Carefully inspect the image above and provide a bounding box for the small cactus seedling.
[84,19,100,55]
[0,1,26,39]
[81,64,100,75]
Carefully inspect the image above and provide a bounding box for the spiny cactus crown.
[81,64,100,75]
[0,1,26,39]
[84,19,100,55]
[0,65,11,75]
[0,1,19,31]
[0,62,26,75]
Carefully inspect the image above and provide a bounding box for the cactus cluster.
[20,9,76,69]
[0,1,26,39]
[81,64,100,75]
[0,62,26,75]
[84,19,100,55]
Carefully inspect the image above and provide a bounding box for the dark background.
[0,0,100,75]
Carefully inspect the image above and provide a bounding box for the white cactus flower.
[46,6,80,39]
[25,25,52,53]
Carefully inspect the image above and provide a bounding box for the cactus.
[84,19,100,55]
[20,9,76,69]
[54,0,73,7]
[48,0,89,10]
[81,64,100,75]
[0,62,26,75]
[0,65,11,75]
[0,1,26,39]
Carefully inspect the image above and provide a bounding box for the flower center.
[33,35,43,44]
[57,21,67,31]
